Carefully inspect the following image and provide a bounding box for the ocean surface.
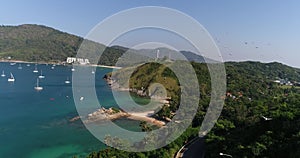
[0,62,145,158]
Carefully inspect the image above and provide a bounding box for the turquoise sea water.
[0,62,144,158]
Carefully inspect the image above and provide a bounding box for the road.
[175,137,205,158]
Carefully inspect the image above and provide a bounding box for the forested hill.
[0,24,211,65]
[0,24,83,62]
[0,24,124,64]
[90,61,300,158]
[226,61,300,82]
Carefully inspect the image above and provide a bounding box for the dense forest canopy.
[87,61,300,158]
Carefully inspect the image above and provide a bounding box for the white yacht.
[18,64,22,69]
[8,73,15,82]
[38,70,45,79]
[1,70,5,77]
[34,78,43,91]
[33,64,38,73]
[65,77,71,84]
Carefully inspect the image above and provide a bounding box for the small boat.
[1,70,5,77]
[38,70,45,79]
[26,64,30,67]
[34,78,43,91]
[18,64,22,69]
[92,70,95,74]
[65,77,71,84]
[10,63,16,66]
[33,64,38,73]
[8,73,15,82]
[80,96,84,101]
[71,68,75,72]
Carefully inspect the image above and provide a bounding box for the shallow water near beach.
[0,62,144,158]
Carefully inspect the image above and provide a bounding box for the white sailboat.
[1,70,5,77]
[8,73,15,82]
[18,64,22,69]
[34,78,43,91]
[33,64,38,73]
[65,77,71,84]
[80,96,84,101]
[38,70,45,79]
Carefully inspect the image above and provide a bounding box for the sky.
[1,0,300,67]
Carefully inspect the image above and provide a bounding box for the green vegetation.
[0,24,137,65]
[0,24,83,62]
[0,24,208,66]
[85,61,300,158]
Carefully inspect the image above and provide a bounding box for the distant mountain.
[0,24,291,70]
[133,47,209,63]
[180,51,206,63]
[226,61,300,81]
[0,24,211,65]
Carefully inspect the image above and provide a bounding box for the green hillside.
[0,24,127,65]
[0,24,83,62]
[0,24,212,65]
[88,61,300,158]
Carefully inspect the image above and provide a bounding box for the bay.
[0,62,144,158]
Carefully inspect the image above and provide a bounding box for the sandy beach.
[127,112,166,127]
[78,108,166,127]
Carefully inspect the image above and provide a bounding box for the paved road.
[175,137,205,158]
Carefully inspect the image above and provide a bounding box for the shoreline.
[0,59,122,69]
[89,64,122,69]
[127,113,166,127]
[73,108,166,127]
[102,72,172,126]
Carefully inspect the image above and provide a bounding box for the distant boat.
[26,64,30,67]
[38,70,45,79]
[65,77,71,84]
[71,68,75,72]
[8,73,15,82]
[10,63,16,66]
[80,96,84,101]
[33,64,38,73]
[1,70,5,77]
[92,70,95,74]
[34,78,43,91]
[18,64,22,69]
[51,64,56,69]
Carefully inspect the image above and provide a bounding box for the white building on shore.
[66,57,90,65]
